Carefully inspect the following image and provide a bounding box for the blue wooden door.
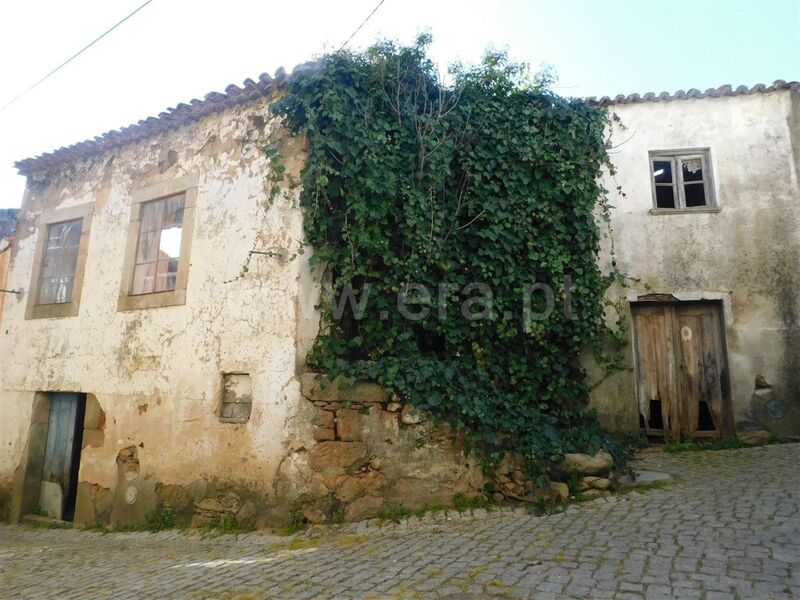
[41,393,81,518]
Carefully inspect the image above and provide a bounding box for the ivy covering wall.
[272,36,623,476]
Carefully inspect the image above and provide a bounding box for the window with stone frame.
[37,218,82,304]
[26,203,93,320]
[649,149,715,211]
[117,175,197,312]
[131,194,185,295]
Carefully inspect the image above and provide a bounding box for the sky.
[0,0,797,208]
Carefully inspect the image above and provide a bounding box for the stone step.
[21,514,72,528]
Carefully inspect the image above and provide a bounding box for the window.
[649,149,716,211]
[38,219,82,304]
[118,174,198,312]
[26,203,93,320]
[131,194,184,295]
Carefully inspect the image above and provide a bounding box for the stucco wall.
[591,88,800,436]
[0,97,322,514]
[0,240,11,327]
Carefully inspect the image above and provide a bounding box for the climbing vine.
[271,36,625,476]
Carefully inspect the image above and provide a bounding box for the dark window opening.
[653,160,673,183]
[655,186,676,208]
[684,183,706,207]
[649,151,714,211]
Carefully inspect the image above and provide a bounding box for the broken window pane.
[131,194,185,295]
[681,158,703,182]
[37,219,82,305]
[655,186,676,208]
[684,183,707,207]
[650,150,714,210]
[158,227,182,259]
[653,160,672,184]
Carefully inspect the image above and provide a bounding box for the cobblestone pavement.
[1,444,799,600]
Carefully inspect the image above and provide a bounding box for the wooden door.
[41,393,85,520]
[632,302,732,439]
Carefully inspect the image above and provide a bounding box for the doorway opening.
[40,392,86,521]
[631,300,733,440]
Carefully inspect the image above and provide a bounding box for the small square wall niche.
[219,373,253,423]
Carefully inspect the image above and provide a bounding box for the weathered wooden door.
[632,302,732,439]
[41,393,85,520]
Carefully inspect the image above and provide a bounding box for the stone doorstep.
[22,514,73,528]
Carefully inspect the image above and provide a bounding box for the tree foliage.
[271,36,623,475]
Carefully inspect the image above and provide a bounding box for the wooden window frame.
[648,148,719,214]
[117,174,198,312]
[26,203,94,320]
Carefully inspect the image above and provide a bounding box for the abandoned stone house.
[0,69,797,527]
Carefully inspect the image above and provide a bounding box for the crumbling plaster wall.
[591,88,800,436]
[0,96,322,516]
[0,240,11,327]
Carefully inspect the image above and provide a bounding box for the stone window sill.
[27,302,80,319]
[117,289,186,312]
[649,207,722,215]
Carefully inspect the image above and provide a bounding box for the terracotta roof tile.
[15,74,797,176]
[589,79,798,106]
[14,62,320,176]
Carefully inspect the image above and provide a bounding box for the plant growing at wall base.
[271,35,625,477]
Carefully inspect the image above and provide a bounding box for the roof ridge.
[15,74,798,176]
[14,61,320,176]
[587,80,799,106]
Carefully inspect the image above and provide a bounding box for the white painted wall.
[0,98,320,490]
[592,89,800,435]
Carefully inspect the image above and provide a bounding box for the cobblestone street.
[1,444,798,599]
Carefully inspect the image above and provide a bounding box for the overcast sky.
[0,0,798,209]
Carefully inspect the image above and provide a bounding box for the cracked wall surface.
[590,88,800,437]
[0,96,322,522]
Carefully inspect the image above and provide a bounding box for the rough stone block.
[564,451,613,475]
[313,426,335,442]
[314,410,334,429]
[300,373,387,403]
[336,409,364,442]
[582,476,611,490]
[345,495,383,522]
[740,430,770,446]
[400,403,424,425]
[308,441,367,471]
[549,481,570,502]
[196,498,225,513]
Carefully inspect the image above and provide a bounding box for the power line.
[0,0,156,113]
[337,0,387,53]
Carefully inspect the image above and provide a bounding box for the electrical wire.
[0,0,156,113]
[337,0,387,53]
